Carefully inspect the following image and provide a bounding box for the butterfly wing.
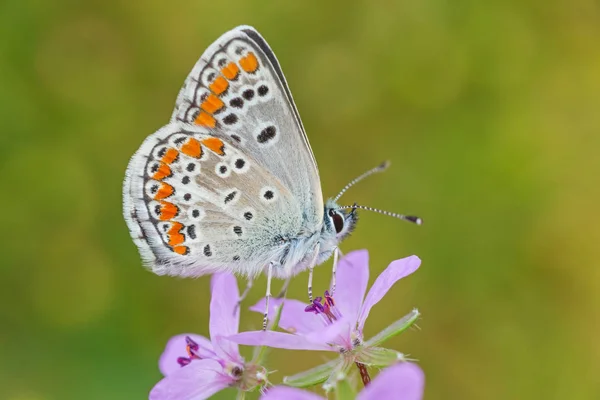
[124,26,324,278]
[123,123,306,278]
[171,26,323,228]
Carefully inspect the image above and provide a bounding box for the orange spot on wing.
[154,182,174,200]
[202,137,225,156]
[159,202,179,221]
[168,221,183,235]
[221,62,240,80]
[200,94,225,114]
[181,138,203,158]
[209,76,229,95]
[152,163,172,180]
[161,148,179,164]
[167,222,185,246]
[239,52,259,73]
[195,112,217,128]
[173,245,189,255]
[169,234,185,246]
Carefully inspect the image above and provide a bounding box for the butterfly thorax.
[268,198,356,279]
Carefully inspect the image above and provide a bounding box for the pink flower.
[261,362,425,400]
[150,273,267,400]
[228,250,421,388]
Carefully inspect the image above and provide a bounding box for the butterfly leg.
[308,266,314,302]
[330,247,340,296]
[262,261,275,331]
[234,277,254,315]
[307,244,320,302]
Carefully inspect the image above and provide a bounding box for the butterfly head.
[323,199,358,243]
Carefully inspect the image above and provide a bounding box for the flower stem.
[355,362,371,386]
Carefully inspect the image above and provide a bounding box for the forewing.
[171,25,323,228]
[123,123,304,278]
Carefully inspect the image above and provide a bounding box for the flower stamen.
[184,336,202,359]
[177,357,192,367]
[175,336,205,368]
[304,291,343,325]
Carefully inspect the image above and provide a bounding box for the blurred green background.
[2,0,599,398]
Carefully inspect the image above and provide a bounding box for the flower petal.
[158,334,216,376]
[249,297,282,316]
[210,273,241,362]
[261,386,324,400]
[212,335,244,366]
[357,362,424,400]
[333,250,369,326]
[227,331,332,351]
[150,359,232,400]
[357,256,421,331]
[250,298,323,334]
[304,317,352,350]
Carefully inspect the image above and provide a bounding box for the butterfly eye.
[329,210,344,234]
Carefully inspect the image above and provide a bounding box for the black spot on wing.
[187,225,197,239]
[224,191,237,204]
[223,114,238,125]
[257,85,269,96]
[257,126,276,144]
[230,98,243,108]
[242,89,254,100]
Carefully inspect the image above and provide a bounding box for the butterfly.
[123,26,421,328]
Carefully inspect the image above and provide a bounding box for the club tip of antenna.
[378,160,391,170]
[406,216,423,225]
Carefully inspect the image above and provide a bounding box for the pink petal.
[227,331,332,351]
[248,297,283,329]
[333,250,369,326]
[250,298,323,334]
[159,334,215,376]
[304,317,352,350]
[357,256,421,331]
[357,363,424,400]
[212,335,244,366]
[261,386,324,400]
[210,273,241,362]
[150,359,232,400]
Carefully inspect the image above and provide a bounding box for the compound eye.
[329,210,344,234]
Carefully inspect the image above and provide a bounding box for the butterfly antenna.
[333,161,391,202]
[337,204,423,225]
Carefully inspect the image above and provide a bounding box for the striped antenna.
[333,161,390,202]
[337,204,423,225]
